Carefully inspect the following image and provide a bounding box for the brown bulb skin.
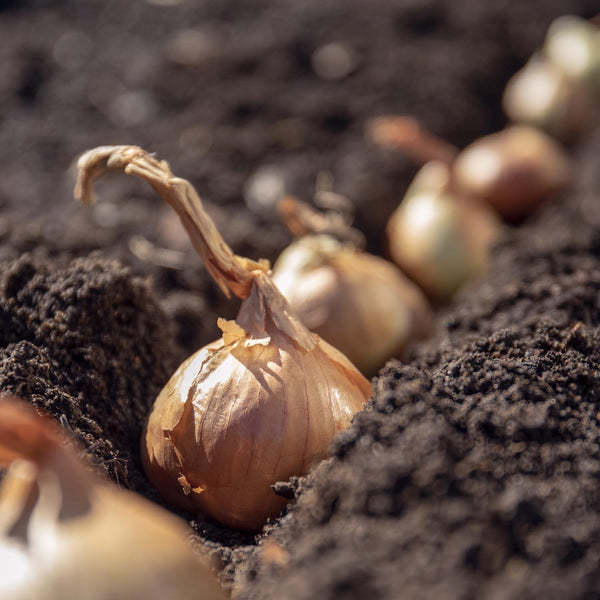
[503,56,595,142]
[452,125,571,223]
[72,145,371,534]
[142,273,371,533]
[387,191,499,301]
[386,161,501,302]
[272,237,433,376]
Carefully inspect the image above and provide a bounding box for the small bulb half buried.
[386,161,501,301]
[272,234,433,376]
[452,125,572,222]
[544,15,600,93]
[503,55,595,141]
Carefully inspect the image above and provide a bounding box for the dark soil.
[238,129,600,599]
[1,0,600,598]
[0,253,176,488]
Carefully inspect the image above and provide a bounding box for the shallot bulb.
[544,15,600,96]
[272,197,433,376]
[386,161,500,301]
[503,15,600,142]
[75,146,372,532]
[503,55,595,142]
[0,396,223,600]
[452,125,572,222]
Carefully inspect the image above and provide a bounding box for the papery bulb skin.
[35,485,225,600]
[72,145,371,533]
[271,235,433,376]
[142,271,371,532]
[452,125,572,223]
[0,471,224,600]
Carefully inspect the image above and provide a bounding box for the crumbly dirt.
[236,129,600,599]
[0,253,177,491]
[1,0,600,598]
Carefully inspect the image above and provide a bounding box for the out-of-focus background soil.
[1,1,600,598]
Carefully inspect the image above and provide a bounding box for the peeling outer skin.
[142,272,371,532]
[236,271,317,352]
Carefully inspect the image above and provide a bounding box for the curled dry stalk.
[277,194,366,247]
[76,146,320,350]
[75,145,269,300]
[366,116,459,166]
[75,145,372,532]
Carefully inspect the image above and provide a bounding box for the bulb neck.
[232,271,317,352]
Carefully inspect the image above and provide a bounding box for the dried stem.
[0,396,60,466]
[278,195,365,247]
[0,397,94,519]
[366,116,459,166]
[75,145,268,299]
[0,459,39,540]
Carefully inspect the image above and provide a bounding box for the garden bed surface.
[0,1,599,598]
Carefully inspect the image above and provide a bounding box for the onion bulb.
[452,125,572,222]
[75,146,372,532]
[386,161,501,301]
[368,116,572,223]
[369,117,569,297]
[544,15,600,95]
[271,196,433,376]
[503,54,595,142]
[0,396,224,600]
